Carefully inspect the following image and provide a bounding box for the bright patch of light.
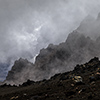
[34,25,42,32]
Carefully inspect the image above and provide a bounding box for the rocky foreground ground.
[0,57,100,100]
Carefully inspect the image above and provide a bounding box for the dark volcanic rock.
[1,57,100,100]
[5,13,100,85]
[33,31,100,81]
[22,79,35,86]
[5,58,34,85]
[5,31,100,85]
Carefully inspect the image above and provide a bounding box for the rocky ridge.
[1,57,100,100]
[5,58,34,85]
[5,31,100,85]
[5,13,100,85]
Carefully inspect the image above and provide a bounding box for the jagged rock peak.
[5,58,34,84]
[11,58,30,70]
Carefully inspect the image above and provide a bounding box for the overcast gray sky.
[0,0,100,66]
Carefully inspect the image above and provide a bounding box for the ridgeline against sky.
[0,0,100,81]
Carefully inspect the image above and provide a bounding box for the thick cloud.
[0,0,100,80]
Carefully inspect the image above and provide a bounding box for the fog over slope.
[5,13,100,85]
[0,0,100,81]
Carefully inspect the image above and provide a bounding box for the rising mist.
[0,0,100,81]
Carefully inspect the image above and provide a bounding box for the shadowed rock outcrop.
[5,13,100,85]
[1,57,100,100]
[5,58,34,85]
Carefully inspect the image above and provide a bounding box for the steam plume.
[0,0,100,81]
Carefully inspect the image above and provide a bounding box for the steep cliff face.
[5,14,100,85]
[5,58,34,85]
[5,31,100,85]
[33,31,100,81]
[1,57,100,100]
